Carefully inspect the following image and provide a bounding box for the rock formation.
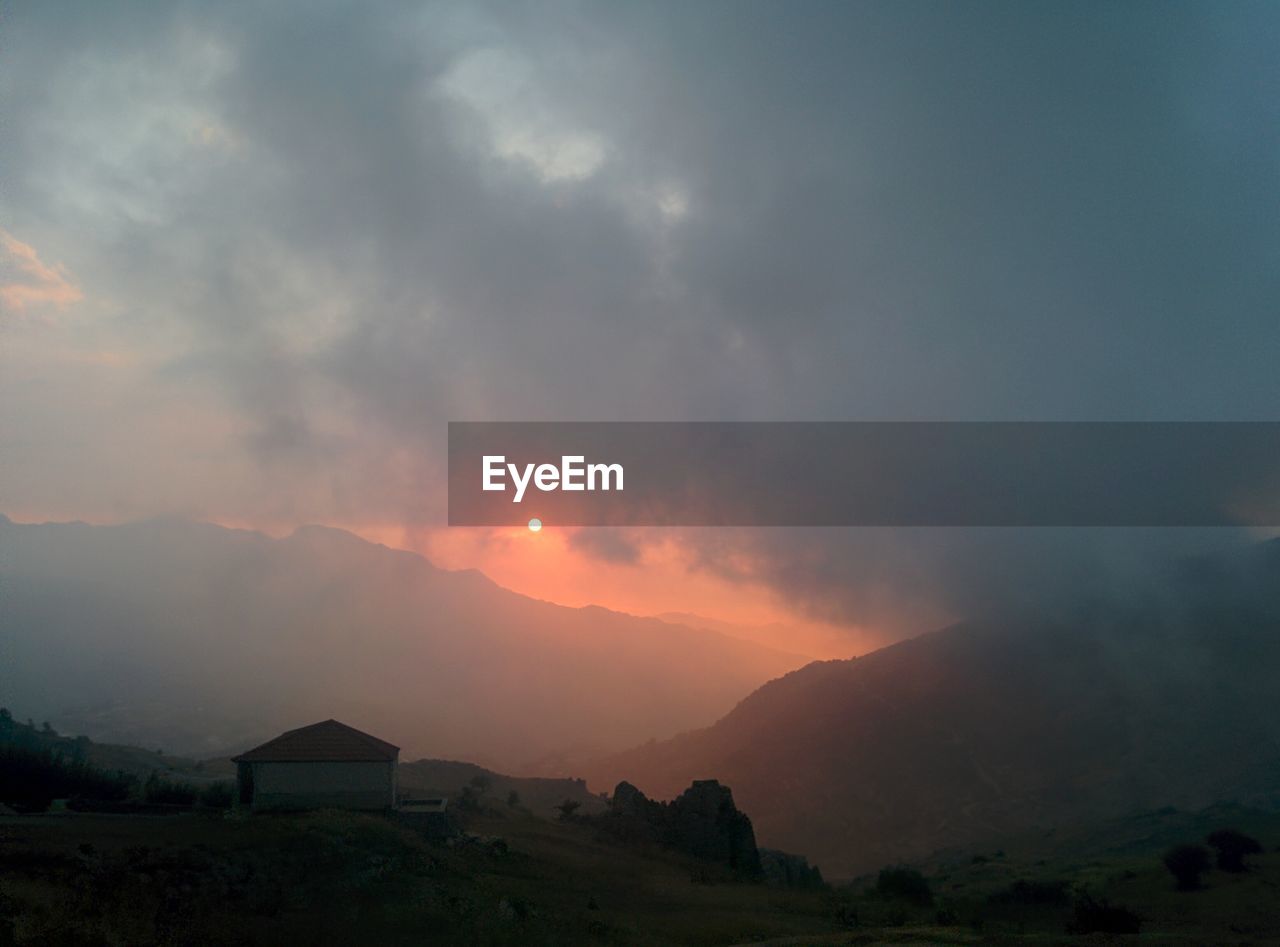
[759,848,824,888]
[601,779,762,877]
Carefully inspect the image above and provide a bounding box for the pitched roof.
[232,719,399,763]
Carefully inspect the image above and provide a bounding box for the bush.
[143,773,198,806]
[457,785,481,812]
[1206,829,1263,873]
[1163,844,1211,891]
[875,865,932,905]
[198,781,234,809]
[933,901,960,925]
[1066,893,1141,934]
[0,744,134,810]
[988,878,1069,906]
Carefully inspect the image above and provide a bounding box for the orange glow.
[0,229,83,312]
[3,507,877,660]
[348,522,872,660]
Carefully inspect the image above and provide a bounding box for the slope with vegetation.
[0,711,232,813]
[5,788,1280,944]
[592,540,1280,877]
[0,806,848,945]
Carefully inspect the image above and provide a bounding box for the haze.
[2,1,1278,654]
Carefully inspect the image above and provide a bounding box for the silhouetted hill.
[0,710,225,785]
[591,540,1280,878]
[0,517,806,770]
[397,758,606,820]
[655,612,823,658]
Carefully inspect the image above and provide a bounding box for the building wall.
[248,760,396,810]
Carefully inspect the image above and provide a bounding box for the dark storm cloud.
[3,0,1278,631]
[670,526,1257,637]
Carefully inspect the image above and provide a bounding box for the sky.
[2,1,1278,656]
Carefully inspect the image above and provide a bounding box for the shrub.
[0,744,134,810]
[457,785,481,812]
[1066,893,1141,934]
[199,781,234,809]
[988,878,1069,906]
[875,865,932,905]
[934,901,960,925]
[143,773,198,806]
[1206,829,1263,873]
[1162,844,1211,891]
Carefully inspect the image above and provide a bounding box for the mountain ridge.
[588,539,1280,878]
[0,515,808,771]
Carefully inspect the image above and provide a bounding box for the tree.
[143,772,197,806]
[469,773,492,795]
[70,736,90,763]
[457,785,481,813]
[1162,844,1211,890]
[199,781,234,809]
[507,790,520,808]
[556,799,582,821]
[1067,893,1141,934]
[1206,829,1263,873]
[875,866,932,905]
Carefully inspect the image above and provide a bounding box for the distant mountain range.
[655,611,826,656]
[9,513,1280,882]
[0,515,806,770]
[592,539,1280,878]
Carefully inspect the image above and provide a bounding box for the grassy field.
[2,805,1279,945]
[819,805,1280,946]
[0,807,842,946]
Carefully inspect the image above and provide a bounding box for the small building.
[232,719,398,811]
[396,796,458,839]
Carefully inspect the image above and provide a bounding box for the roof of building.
[232,719,399,763]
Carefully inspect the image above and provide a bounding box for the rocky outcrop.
[669,780,760,874]
[600,779,762,877]
[759,848,824,888]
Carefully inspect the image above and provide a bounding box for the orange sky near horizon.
[358,521,873,660]
[3,506,873,660]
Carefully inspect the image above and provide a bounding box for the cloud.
[566,527,642,565]
[438,46,608,183]
[0,229,83,314]
[1,1,1278,635]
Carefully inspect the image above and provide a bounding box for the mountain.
[655,612,822,658]
[0,517,806,770]
[591,540,1280,878]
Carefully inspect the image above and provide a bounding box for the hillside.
[0,516,806,771]
[0,807,847,945]
[591,540,1280,878]
[397,758,608,820]
[0,710,228,784]
[5,796,1280,943]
